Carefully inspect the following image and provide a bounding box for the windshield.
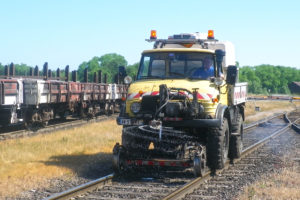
[137,52,215,80]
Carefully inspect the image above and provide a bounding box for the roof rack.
[146,38,218,49]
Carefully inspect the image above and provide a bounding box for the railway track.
[0,114,118,141]
[44,110,300,200]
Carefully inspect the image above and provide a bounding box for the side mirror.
[226,65,238,85]
[215,49,225,76]
[117,66,128,84]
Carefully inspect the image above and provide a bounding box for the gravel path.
[15,156,113,200]
[183,129,300,200]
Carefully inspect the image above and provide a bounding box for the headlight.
[214,77,223,86]
[130,102,141,114]
[124,76,133,84]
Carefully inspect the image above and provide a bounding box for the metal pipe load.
[4,65,9,76]
[98,70,102,83]
[43,62,48,78]
[34,66,39,76]
[72,70,77,82]
[9,63,15,76]
[48,69,52,78]
[104,74,107,83]
[84,68,88,83]
[93,72,98,83]
[29,67,34,76]
[65,65,69,82]
[56,68,60,78]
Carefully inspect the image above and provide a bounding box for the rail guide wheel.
[112,143,127,175]
[193,147,207,177]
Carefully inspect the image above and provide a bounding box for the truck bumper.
[117,117,144,126]
[117,116,221,128]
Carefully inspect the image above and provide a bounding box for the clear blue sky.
[1,0,300,71]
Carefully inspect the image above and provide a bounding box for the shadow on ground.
[43,152,113,179]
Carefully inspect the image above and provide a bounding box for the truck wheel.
[207,117,229,170]
[229,115,243,159]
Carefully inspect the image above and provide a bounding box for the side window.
[140,56,150,77]
[151,60,165,76]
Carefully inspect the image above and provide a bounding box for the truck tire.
[207,117,229,169]
[229,115,243,159]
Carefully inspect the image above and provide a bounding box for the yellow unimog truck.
[113,30,247,176]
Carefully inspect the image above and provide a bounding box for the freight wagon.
[0,63,128,128]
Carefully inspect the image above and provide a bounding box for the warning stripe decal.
[127,91,213,100]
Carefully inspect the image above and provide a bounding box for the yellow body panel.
[126,79,228,117]
[219,84,229,106]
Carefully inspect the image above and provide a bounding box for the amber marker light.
[212,98,219,103]
[208,30,214,39]
[139,90,144,95]
[181,44,193,48]
[150,30,157,39]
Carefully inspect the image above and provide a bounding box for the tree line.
[239,64,300,94]
[0,53,138,83]
[1,54,299,94]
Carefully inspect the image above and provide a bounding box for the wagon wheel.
[25,111,43,131]
[58,111,66,120]
[104,103,110,116]
[42,120,49,127]
[25,121,40,131]
[110,103,115,115]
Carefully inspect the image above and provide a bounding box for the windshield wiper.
[187,75,201,80]
[169,72,185,77]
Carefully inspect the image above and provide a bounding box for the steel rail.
[43,112,296,200]
[291,118,300,132]
[163,113,299,200]
[244,112,285,130]
[44,174,114,200]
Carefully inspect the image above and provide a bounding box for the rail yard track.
[0,114,118,141]
[44,110,300,200]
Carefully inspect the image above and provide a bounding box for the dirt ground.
[0,100,299,198]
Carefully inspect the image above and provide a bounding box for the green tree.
[77,53,127,83]
[15,63,32,76]
[239,64,300,94]
[126,62,139,79]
